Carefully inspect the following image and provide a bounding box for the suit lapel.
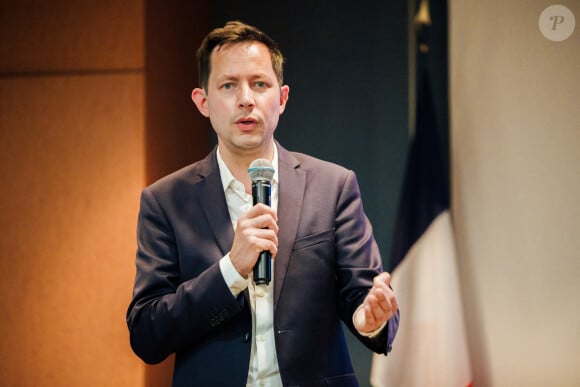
[198,149,235,257]
[274,145,305,307]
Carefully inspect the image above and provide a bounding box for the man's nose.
[238,85,255,108]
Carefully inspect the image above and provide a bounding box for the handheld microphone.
[248,158,275,286]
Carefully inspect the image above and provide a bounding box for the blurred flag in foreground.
[369,20,472,386]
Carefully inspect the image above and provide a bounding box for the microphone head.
[248,158,275,182]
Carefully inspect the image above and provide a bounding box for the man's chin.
[233,135,270,151]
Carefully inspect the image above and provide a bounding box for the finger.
[368,287,397,322]
[253,228,278,252]
[364,302,377,328]
[237,215,279,238]
[250,211,279,233]
[390,292,398,314]
[250,233,278,254]
[373,272,391,289]
[251,203,278,221]
[377,287,398,313]
[255,227,278,241]
[259,214,279,232]
[368,294,389,322]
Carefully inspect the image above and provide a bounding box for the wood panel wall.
[0,1,209,385]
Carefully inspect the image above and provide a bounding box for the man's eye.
[222,83,234,90]
[255,81,267,88]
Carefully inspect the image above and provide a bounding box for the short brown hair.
[196,21,285,90]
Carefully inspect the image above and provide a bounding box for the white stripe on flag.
[370,210,472,387]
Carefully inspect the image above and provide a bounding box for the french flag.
[370,46,472,387]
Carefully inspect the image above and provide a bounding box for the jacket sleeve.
[125,187,246,364]
[335,170,400,355]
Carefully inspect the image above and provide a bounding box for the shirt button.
[256,289,265,297]
[257,335,265,342]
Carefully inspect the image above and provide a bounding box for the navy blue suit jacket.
[127,143,399,386]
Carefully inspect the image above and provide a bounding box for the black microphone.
[248,158,275,286]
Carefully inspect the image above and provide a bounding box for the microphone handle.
[254,251,271,286]
[252,180,271,286]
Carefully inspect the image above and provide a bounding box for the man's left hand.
[354,272,398,334]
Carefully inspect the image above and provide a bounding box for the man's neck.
[218,143,275,190]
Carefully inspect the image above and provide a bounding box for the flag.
[369,30,473,387]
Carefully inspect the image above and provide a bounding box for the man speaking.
[126,21,399,386]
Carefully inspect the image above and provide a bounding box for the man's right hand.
[229,203,278,278]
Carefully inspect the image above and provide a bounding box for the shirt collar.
[216,144,279,193]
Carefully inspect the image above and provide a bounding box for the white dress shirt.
[216,146,284,387]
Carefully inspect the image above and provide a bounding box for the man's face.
[193,42,289,158]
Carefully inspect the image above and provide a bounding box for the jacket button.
[241,332,250,343]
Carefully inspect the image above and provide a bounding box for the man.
[127,21,399,386]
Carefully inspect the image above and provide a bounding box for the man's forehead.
[212,41,269,57]
[209,41,274,78]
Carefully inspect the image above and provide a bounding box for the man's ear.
[279,85,290,115]
[191,88,210,117]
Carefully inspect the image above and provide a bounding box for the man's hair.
[196,21,285,91]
